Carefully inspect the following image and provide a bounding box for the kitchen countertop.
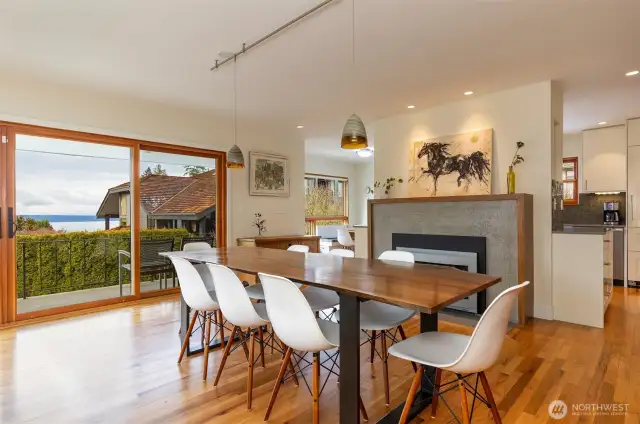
[564,223,625,228]
[554,224,625,235]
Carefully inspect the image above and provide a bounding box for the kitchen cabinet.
[628,147,640,227]
[628,251,640,281]
[582,125,627,192]
[553,232,612,328]
[628,118,640,146]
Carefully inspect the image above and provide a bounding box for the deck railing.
[16,234,214,299]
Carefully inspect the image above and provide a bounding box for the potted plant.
[253,213,267,236]
[366,177,404,199]
[507,141,524,194]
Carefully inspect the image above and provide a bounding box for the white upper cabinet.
[629,118,640,146]
[628,147,640,227]
[582,125,627,192]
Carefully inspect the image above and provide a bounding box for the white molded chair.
[335,249,418,406]
[329,248,355,258]
[182,241,212,252]
[170,257,224,381]
[207,263,272,410]
[389,281,530,424]
[245,245,339,314]
[287,244,310,252]
[336,228,355,250]
[259,273,368,424]
[180,241,223,351]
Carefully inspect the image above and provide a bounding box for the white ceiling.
[1,0,640,162]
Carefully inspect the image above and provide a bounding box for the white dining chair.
[245,245,339,315]
[336,228,355,250]
[207,263,272,410]
[329,248,355,258]
[287,244,310,252]
[334,249,418,406]
[181,240,225,350]
[170,257,225,381]
[259,272,368,424]
[389,281,530,424]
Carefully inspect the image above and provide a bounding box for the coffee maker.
[603,201,621,225]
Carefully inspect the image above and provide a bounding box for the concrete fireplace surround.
[367,194,534,324]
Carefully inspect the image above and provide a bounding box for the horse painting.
[409,130,492,196]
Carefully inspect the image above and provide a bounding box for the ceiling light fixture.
[626,70,639,76]
[341,0,368,150]
[407,105,415,109]
[227,56,245,169]
[297,125,304,129]
[598,121,607,125]
[357,147,374,158]
[464,91,474,96]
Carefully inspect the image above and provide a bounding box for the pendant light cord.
[233,56,238,145]
[351,0,356,113]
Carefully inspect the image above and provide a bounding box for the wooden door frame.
[0,125,10,325]
[0,121,227,324]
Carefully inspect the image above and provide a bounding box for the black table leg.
[339,293,360,424]
[376,311,438,423]
[180,294,234,356]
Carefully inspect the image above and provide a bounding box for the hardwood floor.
[1,287,639,423]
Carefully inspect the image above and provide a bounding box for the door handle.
[0,207,2,239]
[585,179,588,191]
[7,207,17,239]
[632,194,635,221]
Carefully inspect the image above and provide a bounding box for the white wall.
[352,160,374,225]
[0,71,305,242]
[563,132,583,193]
[373,81,555,320]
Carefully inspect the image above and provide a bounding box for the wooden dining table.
[160,246,502,424]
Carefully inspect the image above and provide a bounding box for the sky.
[16,135,216,216]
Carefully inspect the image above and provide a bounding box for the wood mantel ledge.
[368,193,531,205]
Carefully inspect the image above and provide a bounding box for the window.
[563,157,578,205]
[304,174,348,235]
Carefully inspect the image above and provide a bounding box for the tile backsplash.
[563,193,626,225]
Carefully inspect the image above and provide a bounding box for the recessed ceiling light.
[296,125,304,129]
[598,121,607,125]
[626,70,639,76]
[357,148,374,158]
[464,91,474,96]
[407,105,415,109]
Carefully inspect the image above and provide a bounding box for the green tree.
[142,164,167,177]
[305,186,343,217]
[183,165,210,177]
[16,216,53,232]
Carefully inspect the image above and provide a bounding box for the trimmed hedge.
[16,228,198,298]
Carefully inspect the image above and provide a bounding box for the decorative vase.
[507,166,516,194]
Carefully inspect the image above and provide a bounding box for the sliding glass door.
[0,122,226,323]
[136,148,218,295]
[11,131,135,316]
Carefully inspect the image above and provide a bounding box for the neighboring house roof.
[96,170,216,219]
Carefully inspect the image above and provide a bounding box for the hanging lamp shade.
[341,114,368,149]
[227,144,245,168]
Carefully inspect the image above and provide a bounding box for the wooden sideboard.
[236,235,321,253]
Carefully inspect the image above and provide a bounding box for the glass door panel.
[13,134,133,314]
[139,149,217,294]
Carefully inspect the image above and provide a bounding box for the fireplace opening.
[392,233,487,314]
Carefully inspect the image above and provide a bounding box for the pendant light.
[341,0,368,150]
[227,56,245,168]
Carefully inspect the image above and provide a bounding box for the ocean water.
[22,215,119,232]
